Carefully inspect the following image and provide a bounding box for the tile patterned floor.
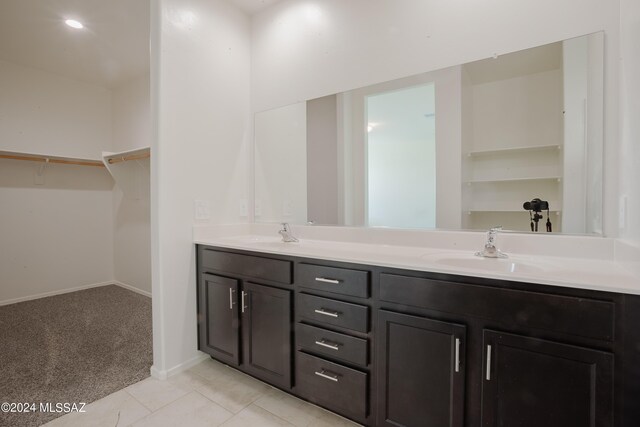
[43,358,361,427]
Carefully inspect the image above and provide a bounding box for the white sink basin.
[422,253,548,274]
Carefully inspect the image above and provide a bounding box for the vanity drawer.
[296,351,367,422]
[200,248,292,284]
[296,323,368,366]
[298,263,370,298]
[297,293,369,333]
[379,273,615,341]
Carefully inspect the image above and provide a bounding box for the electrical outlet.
[254,200,262,217]
[195,200,211,221]
[239,199,248,217]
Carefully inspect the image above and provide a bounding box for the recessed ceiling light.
[65,19,84,29]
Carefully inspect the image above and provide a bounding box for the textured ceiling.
[0,0,149,89]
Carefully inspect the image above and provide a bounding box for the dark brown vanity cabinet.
[198,273,240,366]
[197,245,640,427]
[294,262,372,424]
[481,330,614,427]
[377,310,466,427]
[241,282,292,389]
[197,249,293,389]
[377,272,618,427]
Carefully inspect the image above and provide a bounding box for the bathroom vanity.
[195,236,640,427]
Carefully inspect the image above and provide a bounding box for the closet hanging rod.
[106,152,150,164]
[0,152,104,167]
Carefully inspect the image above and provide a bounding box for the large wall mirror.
[254,32,604,235]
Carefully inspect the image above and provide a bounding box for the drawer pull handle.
[229,288,235,310]
[315,369,339,382]
[455,338,461,373]
[315,277,341,284]
[315,339,340,350]
[314,308,339,318]
[241,291,248,314]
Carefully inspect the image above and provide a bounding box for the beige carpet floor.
[0,285,152,427]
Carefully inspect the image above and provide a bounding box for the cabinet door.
[241,282,292,389]
[198,274,240,366]
[481,330,614,427]
[377,310,466,427]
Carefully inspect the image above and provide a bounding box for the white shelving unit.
[463,143,563,231]
[460,52,565,232]
[102,146,150,165]
[466,176,562,185]
[467,144,561,157]
[102,147,150,200]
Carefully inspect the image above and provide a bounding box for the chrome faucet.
[475,226,508,258]
[278,223,298,243]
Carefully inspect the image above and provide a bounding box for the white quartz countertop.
[194,224,640,295]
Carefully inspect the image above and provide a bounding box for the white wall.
[0,60,112,160]
[112,75,151,294]
[619,0,640,245]
[254,102,307,224]
[0,159,114,304]
[112,75,151,153]
[471,70,563,151]
[307,95,338,225]
[461,68,474,229]
[151,0,251,377]
[0,60,117,304]
[0,63,151,303]
[251,0,620,237]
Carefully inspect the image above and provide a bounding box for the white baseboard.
[150,365,167,380]
[114,281,152,298]
[0,281,117,306]
[0,280,152,306]
[150,352,209,380]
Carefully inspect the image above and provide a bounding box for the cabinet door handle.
[455,338,461,373]
[314,308,339,318]
[486,344,492,381]
[229,288,235,310]
[241,291,247,314]
[314,369,339,382]
[315,277,341,284]
[315,339,340,350]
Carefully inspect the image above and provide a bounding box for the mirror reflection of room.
[254,32,604,234]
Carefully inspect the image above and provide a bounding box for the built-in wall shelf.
[102,147,150,200]
[467,144,561,157]
[468,201,562,213]
[466,176,562,185]
[462,144,563,232]
[102,146,150,165]
[0,150,104,167]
